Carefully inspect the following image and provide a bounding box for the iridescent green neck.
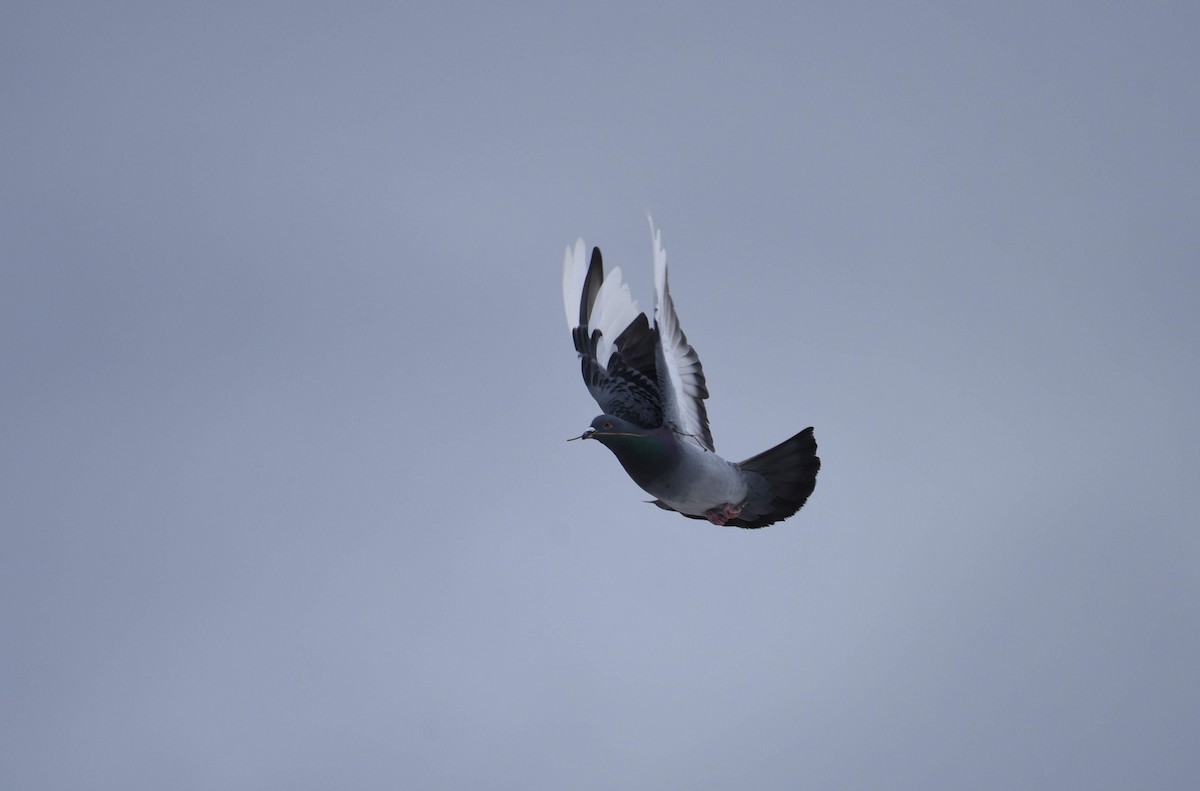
[600,429,673,488]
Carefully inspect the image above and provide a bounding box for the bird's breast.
[639,445,748,515]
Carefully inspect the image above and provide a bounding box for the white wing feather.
[562,238,645,371]
[650,217,714,452]
[562,239,589,330]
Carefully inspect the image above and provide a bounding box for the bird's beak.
[566,427,596,442]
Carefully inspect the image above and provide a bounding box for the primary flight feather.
[564,219,820,528]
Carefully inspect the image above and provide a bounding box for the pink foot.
[703,502,744,525]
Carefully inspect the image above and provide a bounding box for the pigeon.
[563,220,820,528]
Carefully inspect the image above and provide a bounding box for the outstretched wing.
[650,219,714,452]
[563,239,663,428]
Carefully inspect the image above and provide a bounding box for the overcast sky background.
[3,2,1199,789]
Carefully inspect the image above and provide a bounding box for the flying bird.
[563,221,820,528]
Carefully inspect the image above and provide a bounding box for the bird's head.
[564,417,662,448]
[569,415,672,485]
[568,414,654,446]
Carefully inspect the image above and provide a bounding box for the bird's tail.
[731,427,820,529]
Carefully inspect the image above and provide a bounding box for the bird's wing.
[650,219,714,452]
[563,239,663,428]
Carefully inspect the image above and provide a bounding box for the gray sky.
[3,2,1198,788]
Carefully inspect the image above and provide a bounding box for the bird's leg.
[703,502,744,525]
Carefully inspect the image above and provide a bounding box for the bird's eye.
[603,421,612,429]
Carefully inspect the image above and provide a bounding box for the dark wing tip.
[579,247,604,328]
